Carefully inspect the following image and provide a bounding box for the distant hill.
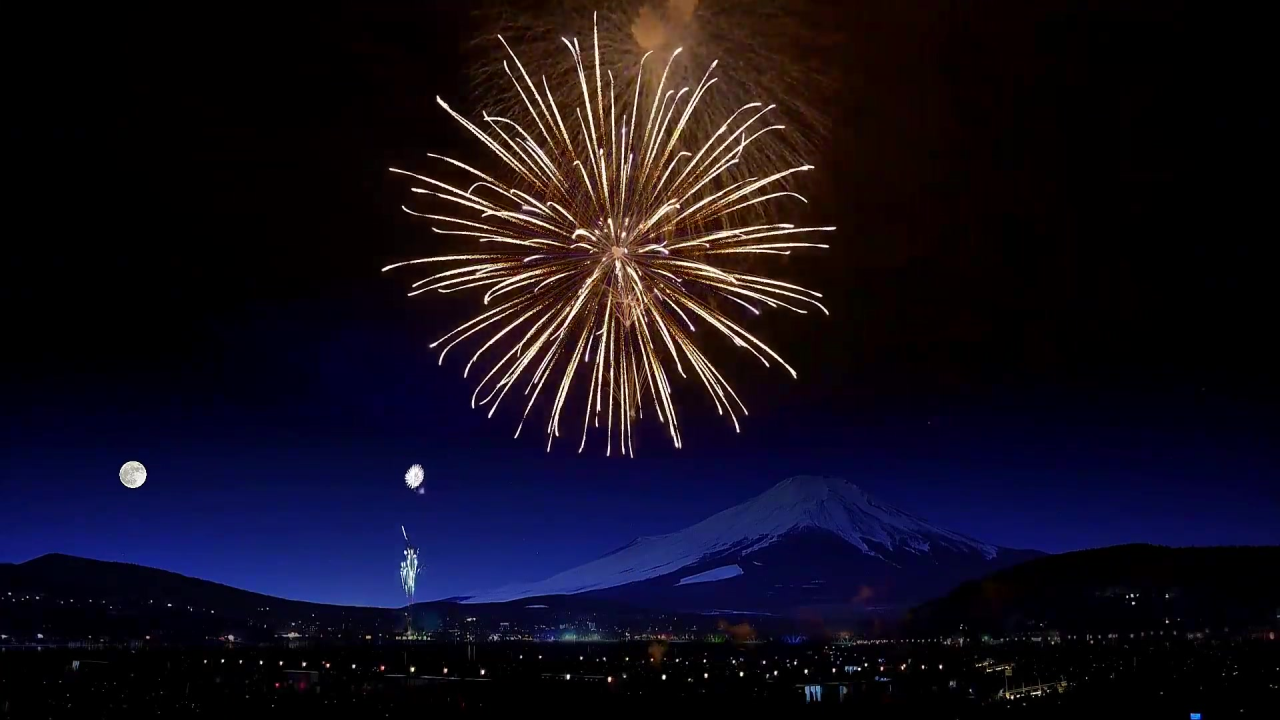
[1,553,343,613]
[0,553,399,642]
[905,544,1280,636]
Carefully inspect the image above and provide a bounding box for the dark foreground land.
[1,638,1275,717]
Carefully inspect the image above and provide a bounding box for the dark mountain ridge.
[6,544,1276,643]
[906,543,1280,636]
[0,553,398,642]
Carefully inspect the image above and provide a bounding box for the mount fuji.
[463,476,1043,613]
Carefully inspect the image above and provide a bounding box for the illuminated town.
[2,584,1276,715]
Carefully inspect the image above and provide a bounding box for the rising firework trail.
[385,17,833,455]
[399,526,420,632]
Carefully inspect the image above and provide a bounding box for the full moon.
[119,461,147,489]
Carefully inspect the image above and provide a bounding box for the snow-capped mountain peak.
[732,475,997,558]
[462,476,998,604]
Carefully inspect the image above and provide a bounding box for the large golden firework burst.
[386,19,832,455]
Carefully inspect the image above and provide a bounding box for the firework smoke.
[471,0,838,201]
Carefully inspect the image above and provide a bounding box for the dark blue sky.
[3,2,1275,607]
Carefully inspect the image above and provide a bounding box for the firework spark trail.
[386,17,832,455]
[400,526,420,603]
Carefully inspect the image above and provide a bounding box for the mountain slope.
[464,476,1041,611]
[0,553,407,642]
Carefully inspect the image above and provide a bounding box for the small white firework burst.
[404,463,425,490]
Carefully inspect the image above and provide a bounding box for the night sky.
[3,2,1275,607]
